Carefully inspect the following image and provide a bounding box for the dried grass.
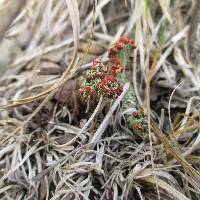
[0,0,200,199]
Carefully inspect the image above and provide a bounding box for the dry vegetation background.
[0,0,200,199]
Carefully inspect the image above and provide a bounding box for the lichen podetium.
[80,37,147,137]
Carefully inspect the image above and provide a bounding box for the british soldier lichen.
[80,37,147,137]
[79,59,123,100]
[107,37,147,137]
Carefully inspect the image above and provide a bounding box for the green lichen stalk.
[108,37,147,136]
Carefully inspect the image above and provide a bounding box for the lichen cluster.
[80,37,147,136]
[79,59,123,100]
[127,108,147,135]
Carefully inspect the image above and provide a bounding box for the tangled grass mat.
[0,0,200,199]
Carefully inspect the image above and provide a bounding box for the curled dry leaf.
[54,79,83,117]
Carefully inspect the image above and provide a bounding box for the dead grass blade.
[145,176,190,200]
[151,119,200,187]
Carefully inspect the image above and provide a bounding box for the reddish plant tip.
[105,76,116,83]
[80,89,83,95]
[111,65,119,70]
[119,37,130,43]
[95,87,99,91]
[117,86,123,96]
[118,65,124,72]
[95,74,101,78]
[111,70,117,76]
[110,88,114,94]
[89,91,94,98]
[115,42,124,50]
[85,86,90,91]
[102,87,108,92]
[119,37,137,49]
[132,111,138,117]
[140,107,145,117]
[133,124,139,129]
[130,41,137,49]
[109,48,117,55]
[109,57,121,64]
